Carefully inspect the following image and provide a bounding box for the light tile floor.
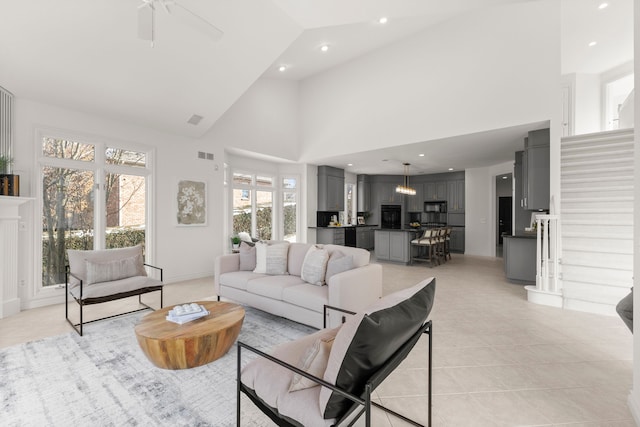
[0,254,635,426]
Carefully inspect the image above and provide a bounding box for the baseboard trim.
[627,390,640,425]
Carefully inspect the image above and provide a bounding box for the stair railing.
[534,214,560,294]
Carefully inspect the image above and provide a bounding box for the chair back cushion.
[67,245,147,286]
[319,277,436,419]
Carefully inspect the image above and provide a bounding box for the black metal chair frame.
[65,263,163,336]
[237,305,432,427]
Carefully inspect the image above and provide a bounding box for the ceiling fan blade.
[170,2,223,42]
[137,4,154,41]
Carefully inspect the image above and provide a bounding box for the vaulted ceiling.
[0,0,633,173]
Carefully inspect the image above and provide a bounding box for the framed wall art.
[176,179,207,226]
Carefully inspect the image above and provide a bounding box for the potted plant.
[231,236,241,250]
[0,155,18,196]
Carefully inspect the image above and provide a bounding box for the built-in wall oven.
[381,205,402,229]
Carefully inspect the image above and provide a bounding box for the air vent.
[187,114,204,125]
[197,151,214,161]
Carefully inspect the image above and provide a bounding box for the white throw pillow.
[301,245,329,285]
[266,242,289,275]
[254,241,290,275]
[253,241,268,274]
[289,326,340,392]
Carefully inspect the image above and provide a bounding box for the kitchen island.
[503,234,536,284]
[374,229,421,264]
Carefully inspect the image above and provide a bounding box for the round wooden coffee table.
[135,301,245,370]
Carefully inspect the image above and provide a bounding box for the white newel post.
[0,196,33,318]
[525,214,563,307]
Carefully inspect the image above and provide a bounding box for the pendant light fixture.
[396,162,416,195]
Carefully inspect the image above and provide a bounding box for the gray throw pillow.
[85,254,145,285]
[266,242,289,275]
[325,251,354,282]
[239,241,256,271]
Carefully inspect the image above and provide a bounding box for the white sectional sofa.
[214,242,382,329]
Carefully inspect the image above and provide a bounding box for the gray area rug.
[1,306,316,426]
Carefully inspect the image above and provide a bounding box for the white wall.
[465,161,514,257]
[298,1,560,162]
[206,78,300,161]
[629,1,640,422]
[14,99,224,309]
[573,73,602,135]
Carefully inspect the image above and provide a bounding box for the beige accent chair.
[65,245,163,336]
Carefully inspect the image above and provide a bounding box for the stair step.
[562,218,633,226]
[562,141,634,153]
[561,150,634,164]
[563,245,632,255]
[561,252,633,271]
[562,280,632,307]
[562,207,633,214]
[561,264,632,286]
[561,166,634,177]
[562,175,634,184]
[561,129,634,146]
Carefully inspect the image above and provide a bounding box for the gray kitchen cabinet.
[374,230,416,263]
[449,226,465,253]
[424,181,446,200]
[357,174,371,212]
[447,180,465,213]
[356,226,374,250]
[524,128,549,211]
[503,236,536,283]
[318,166,344,211]
[378,182,400,204]
[317,228,345,245]
[405,183,423,212]
[374,230,390,259]
[514,151,530,233]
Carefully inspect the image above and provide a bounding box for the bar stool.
[444,227,452,260]
[410,229,438,267]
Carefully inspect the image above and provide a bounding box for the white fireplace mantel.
[0,196,34,318]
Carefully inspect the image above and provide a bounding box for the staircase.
[560,128,634,315]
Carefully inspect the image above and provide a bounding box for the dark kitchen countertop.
[309,224,378,229]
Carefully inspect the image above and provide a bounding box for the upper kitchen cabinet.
[377,182,401,204]
[447,179,465,213]
[318,165,345,211]
[405,183,424,212]
[424,181,446,200]
[357,174,371,212]
[523,128,549,211]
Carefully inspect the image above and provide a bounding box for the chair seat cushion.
[241,328,339,427]
[69,276,163,300]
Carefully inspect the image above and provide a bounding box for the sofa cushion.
[85,253,145,285]
[246,275,306,300]
[301,245,329,285]
[219,271,268,291]
[282,283,329,313]
[319,277,436,419]
[239,242,257,271]
[324,251,354,282]
[67,245,146,286]
[254,241,290,275]
[288,243,314,277]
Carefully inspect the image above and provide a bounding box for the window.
[282,177,298,242]
[232,171,274,240]
[39,134,152,287]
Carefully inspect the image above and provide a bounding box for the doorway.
[495,173,513,258]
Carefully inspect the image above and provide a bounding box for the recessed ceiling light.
[598,3,608,10]
[502,176,508,180]
[347,163,353,167]
[448,168,454,171]
[588,41,597,47]
[378,17,388,24]
[320,44,330,52]
[278,65,287,72]
[418,153,425,157]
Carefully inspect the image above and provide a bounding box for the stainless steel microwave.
[424,201,447,213]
